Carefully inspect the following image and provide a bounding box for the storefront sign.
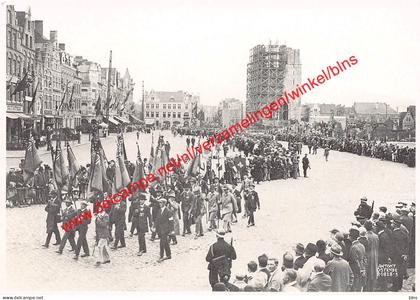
[7,103,23,112]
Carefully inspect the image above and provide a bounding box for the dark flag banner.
[28,81,39,114]
[53,140,69,190]
[95,95,102,116]
[11,72,28,96]
[22,135,43,183]
[67,141,81,192]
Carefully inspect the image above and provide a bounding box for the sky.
[8,0,420,111]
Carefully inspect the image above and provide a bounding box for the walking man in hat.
[244,183,260,227]
[219,185,237,233]
[74,201,91,260]
[205,230,237,289]
[156,198,174,262]
[42,190,61,248]
[56,199,77,254]
[302,154,310,178]
[134,193,152,256]
[95,209,111,265]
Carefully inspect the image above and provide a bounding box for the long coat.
[133,204,152,234]
[307,273,332,292]
[365,230,379,281]
[324,257,354,292]
[45,199,60,233]
[156,207,174,236]
[111,202,127,230]
[377,229,393,263]
[167,200,180,235]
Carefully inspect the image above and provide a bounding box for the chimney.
[50,30,57,42]
[34,20,43,37]
[59,43,65,51]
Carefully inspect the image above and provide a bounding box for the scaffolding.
[246,43,301,123]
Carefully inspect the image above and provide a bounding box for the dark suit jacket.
[391,227,409,258]
[156,207,174,236]
[378,229,393,263]
[206,238,237,270]
[307,273,332,292]
[134,204,152,233]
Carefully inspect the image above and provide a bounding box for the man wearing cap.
[149,186,163,241]
[244,183,260,227]
[390,217,410,291]
[128,197,140,237]
[307,259,332,292]
[219,185,238,233]
[181,183,194,236]
[111,200,127,250]
[56,199,77,254]
[42,190,61,248]
[206,230,237,289]
[324,244,354,292]
[348,227,367,291]
[206,184,220,231]
[191,186,206,239]
[156,198,174,262]
[354,197,373,220]
[166,190,180,245]
[293,243,307,270]
[302,154,310,177]
[133,193,152,255]
[297,243,319,289]
[74,201,91,260]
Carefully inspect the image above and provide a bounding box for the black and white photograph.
[0,0,418,298]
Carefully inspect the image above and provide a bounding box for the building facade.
[219,98,244,128]
[6,6,37,148]
[246,43,301,125]
[143,90,199,127]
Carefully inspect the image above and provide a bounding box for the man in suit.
[42,190,61,248]
[56,199,77,254]
[307,259,332,292]
[354,197,373,220]
[244,183,260,227]
[302,154,310,177]
[348,228,367,291]
[205,230,237,289]
[73,201,91,260]
[134,193,152,256]
[156,198,174,262]
[390,217,410,291]
[324,244,353,292]
[376,220,393,291]
[181,183,194,236]
[111,200,127,249]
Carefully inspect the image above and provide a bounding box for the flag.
[28,81,39,114]
[192,102,198,119]
[113,135,130,192]
[95,95,102,116]
[87,141,110,194]
[132,143,145,183]
[123,88,133,105]
[67,85,75,110]
[234,157,247,178]
[185,151,201,177]
[118,133,128,161]
[67,141,81,191]
[149,133,155,170]
[58,83,69,111]
[52,140,69,189]
[22,135,43,183]
[11,72,28,95]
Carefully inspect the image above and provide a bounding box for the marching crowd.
[5,127,416,292]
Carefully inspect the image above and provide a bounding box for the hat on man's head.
[392,216,402,225]
[193,186,201,194]
[139,193,147,200]
[330,228,339,235]
[294,243,305,254]
[304,243,318,256]
[349,227,360,239]
[80,201,88,207]
[360,196,367,202]
[216,229,226,238]
[65,199,72,204]
[159,198,167,204]
[330,244,343,257]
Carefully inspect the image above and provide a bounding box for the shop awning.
[145,119,155,125]
[107,117,120,126]
[129,114,144,124]
[114,115,130,124]
[6,112,31,119]
[44,115,55,119]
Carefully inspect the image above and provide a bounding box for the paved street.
[5,131,416,292]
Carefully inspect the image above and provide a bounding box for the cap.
[330,228,339,234]
[330,244,343,256]
[216,229,226,238]
[360,196,367,202]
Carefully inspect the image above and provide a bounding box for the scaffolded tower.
[246,43,301,124]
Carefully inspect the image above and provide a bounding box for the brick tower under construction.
[246,44,301,125]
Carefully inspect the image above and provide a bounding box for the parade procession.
[3,1,418,297]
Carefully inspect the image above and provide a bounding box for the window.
[173,112,176,118]
[156,112,159,117]
[178,104,181,109]
[13,33,17,49]
[178,112,181,118]
[146,104,149,109]
[156,104,159,109]
[167,104,171,109]
[25,34,28,47]
[151,104,154,109]
[185,104,189,109]
[163,104,166,109]
[30,36,32,48]
[146,112,150,117]
[151,112,154,118]
[163,112,166,118]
